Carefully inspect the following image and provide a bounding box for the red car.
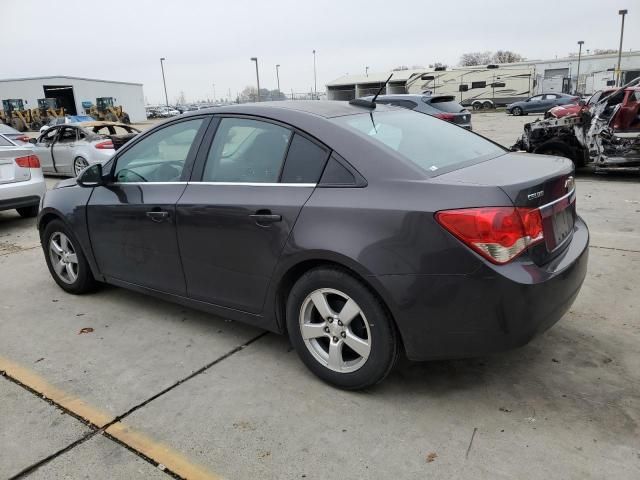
[546,89,616,118]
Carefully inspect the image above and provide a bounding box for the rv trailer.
[406,65,536,109]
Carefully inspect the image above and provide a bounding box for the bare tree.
[593,48,618,55]
[239,86,258,103]
[492,50,524,63]
[459,51,493,66]
[392,66,409,71]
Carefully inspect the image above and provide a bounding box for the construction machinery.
[37,98,65,125]
[0,99,37,131]
[88,97,131,124]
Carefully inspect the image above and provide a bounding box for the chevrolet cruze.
[38,101,589,389]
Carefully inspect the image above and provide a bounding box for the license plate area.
[540,190,576,252]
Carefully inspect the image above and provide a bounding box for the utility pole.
[250,57,261,102]
[212,83,216,102]
[576,41,584,95]
[160,57,169,108]
[312,50,317,99]
[276,64,281,96]
[616,9,628,86]
[365,66,369,77]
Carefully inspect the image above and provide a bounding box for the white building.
[327,50,640,103]
[0,76,146,122]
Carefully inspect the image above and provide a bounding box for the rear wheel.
[11,117,26,131]
[16,206,38,218]
[73,157,89,177]
[286,267,399,390]
[482,101,493,110]
[512,106,523,116]
[42,220,96,294]
[472,102,483,111]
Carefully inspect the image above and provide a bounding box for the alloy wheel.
[74,157,89,176]
[49,232,79,284]
[299,288,371,373]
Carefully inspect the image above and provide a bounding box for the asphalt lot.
[1,111,639,479]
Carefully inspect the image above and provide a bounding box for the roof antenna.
[349,73,393,109]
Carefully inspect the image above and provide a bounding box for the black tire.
[472,102,483,111]
[42,219,96,294]
[105,112,118,122]
[122,113,131,124]
[482,101,493,110]
[533,139,583,168]
[512,106,523,116]
[286,267,399,390]
[11,117,26,132]
[16,205,39,218]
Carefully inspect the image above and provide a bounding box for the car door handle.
[146,210,170,222]
[250,210,282,226]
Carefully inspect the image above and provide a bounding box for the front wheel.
[42,220,96,294]
[286,267,399,390]
[512,106,523,116]
[73,157,89,177]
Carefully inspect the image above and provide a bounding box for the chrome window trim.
[109,181,316,187]
[110,182,188,185]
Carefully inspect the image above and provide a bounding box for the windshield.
[333,110,504,174]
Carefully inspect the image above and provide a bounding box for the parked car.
[33,121,140,177]
[0,137,46,218]
[506,93,579,116]
[545,89,616,119]
[38,101,588,389]
[39,115,95,134]
[362,94,472,129]
[0,124,32,146]
[157,107,180,117]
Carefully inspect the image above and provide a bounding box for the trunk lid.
[433,152,576,264]
[0,147,32,185]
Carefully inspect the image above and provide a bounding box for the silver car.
[33,121,140,177]
[0,135,46,218]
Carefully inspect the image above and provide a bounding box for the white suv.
[0,135,46,218]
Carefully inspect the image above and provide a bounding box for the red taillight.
[435,113,456,121]
[15,155,41,169]
[95,140,114,149]
[435,206,544,264]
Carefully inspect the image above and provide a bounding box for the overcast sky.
[5,0,639,103]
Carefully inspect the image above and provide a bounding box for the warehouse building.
[0,76,146,122]
[327,50,640,102]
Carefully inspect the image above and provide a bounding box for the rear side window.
[334,110,504,175]
[380,100,418,110]
[0,136,13,146]
[425,96,464,113]
[280,134,329,183]
[319,156,356,185]
[203,118,291,183]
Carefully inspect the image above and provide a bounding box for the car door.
[33,126,59,173]
[51,126,79,175]
[86,116,209,295]
[525,95,544,112]
[176,116,330,314]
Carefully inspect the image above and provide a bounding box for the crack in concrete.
[0,245,40,257]
[5,331,269,479]
[589,244,640,254]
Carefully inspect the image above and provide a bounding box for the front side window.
[114,118,204,183]
[334,110,504,175]
[58,127,77,143]
[203,118,291,183]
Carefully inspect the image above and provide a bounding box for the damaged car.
[513,78,640,171]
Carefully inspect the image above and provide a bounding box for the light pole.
[312,50,317,99]
[160,57,169,108]
[212,83,216,102]
[365,66,369,77]
[250,57,261,102]
[616,9,628,86]
[276,64,281,95]
[576,41,584,95]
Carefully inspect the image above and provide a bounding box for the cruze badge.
[527,190,544,200]
[565,176,575,191]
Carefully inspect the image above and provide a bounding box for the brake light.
[435,207,544,264]
[15,155,41,169]
[435,113,456,121]
[95,140,114,149]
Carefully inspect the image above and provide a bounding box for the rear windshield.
[424,96,464,113]
[334,110,504,174]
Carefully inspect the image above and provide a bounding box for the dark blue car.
[507,93,578,116]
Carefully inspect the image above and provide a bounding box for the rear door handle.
[146,210,170,222]
[250,210,282,226]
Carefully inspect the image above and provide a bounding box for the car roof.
[186,100,397,119]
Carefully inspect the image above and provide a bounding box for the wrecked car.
[513,78,640,171]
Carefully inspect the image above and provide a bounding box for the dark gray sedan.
[507,93,579,116]
[37,101,588,389]
[363,94,472,129]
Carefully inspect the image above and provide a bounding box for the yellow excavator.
[88,97,131,124]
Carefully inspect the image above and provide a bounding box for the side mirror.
[76,163,107,187]
[29,138,37,144]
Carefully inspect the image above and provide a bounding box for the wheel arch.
[271,255,400,344]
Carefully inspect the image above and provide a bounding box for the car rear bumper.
[375,216,589,361]
[0,176,46,212]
